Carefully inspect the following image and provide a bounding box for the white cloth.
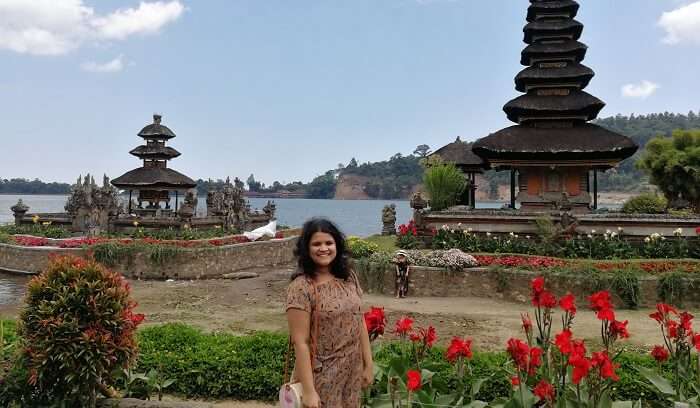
[243,220,277,241]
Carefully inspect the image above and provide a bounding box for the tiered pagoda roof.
[473,0,637,166]
[112,115,196,190]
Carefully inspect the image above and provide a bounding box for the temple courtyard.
[0,265,679,351]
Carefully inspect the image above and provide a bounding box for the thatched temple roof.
[138,114,176,140]
[112,167,196,190]
[430,137,486,172]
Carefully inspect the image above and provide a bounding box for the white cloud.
[659,1,700,44]
[81,54,125,73]
[0,0,184,56]
[621,80,660,99]
[91,1,185,41]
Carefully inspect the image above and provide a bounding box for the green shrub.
[657,272,695,307]
[12,256,143,407]
[135,324,287,400]
[347,236,380,258]
[0,223,71,239]
[423,159,465,211]
[621,193,668,214]
[91,242,137,267]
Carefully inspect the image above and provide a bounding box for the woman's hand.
[362,364,374,389]
[302,389,321,408]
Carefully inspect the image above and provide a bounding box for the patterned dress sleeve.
[286,277,311,312]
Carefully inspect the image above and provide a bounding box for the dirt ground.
[1,264,689,350]
[3,264,697,407]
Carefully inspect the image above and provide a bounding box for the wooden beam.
[510,170,516,209]
[593,170,598,210]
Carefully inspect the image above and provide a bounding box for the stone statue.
[381,204,397,236]
[10,199,29,226]
[178,190,197,220]
[410,191,428,229]
[263,200,276,219]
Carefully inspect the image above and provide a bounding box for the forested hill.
[0,178,71,194]
[593,111,700,191]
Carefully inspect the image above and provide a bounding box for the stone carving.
[10,199,29,226]
[410,191,428,211]
[409,191,428,228]
[263,200,277,219]
[65,174,121,234]
[207,177,250,231]
[381,204,397,236]
[178,190,198,220]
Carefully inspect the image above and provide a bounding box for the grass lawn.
[364,234,398,252]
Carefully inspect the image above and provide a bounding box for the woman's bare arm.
[287,308,316,394]
[360,317,374,386]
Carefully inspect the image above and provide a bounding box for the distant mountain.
[0,178,71,194]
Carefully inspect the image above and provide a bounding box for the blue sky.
[1,0,700,185]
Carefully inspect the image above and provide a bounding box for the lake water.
[0,194,507,237]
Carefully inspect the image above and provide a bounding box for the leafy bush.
[135,324,286,400]
[347,236,380,258]
[9,256,143,407]
[621,193,668,214]
[423,159,465,211]
[396,220,421,249]
[0,223,71,239]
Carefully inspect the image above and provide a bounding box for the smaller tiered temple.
[112,115,197,216]
[469,0,638,213]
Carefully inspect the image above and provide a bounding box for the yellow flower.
[214,225,222,229]
[42,221,52,226]
[133,221,139,227]
[32,215,39,224]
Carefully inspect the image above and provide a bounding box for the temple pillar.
[510,170,516,209]
[593,169,598,210]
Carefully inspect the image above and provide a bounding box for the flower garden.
[4,255,700,407]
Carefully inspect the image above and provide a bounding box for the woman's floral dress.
[287,274,364,407]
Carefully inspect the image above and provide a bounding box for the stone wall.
[0,237,298,279]
[359,264,700,308]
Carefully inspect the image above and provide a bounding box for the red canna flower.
[555,329,573,355]
[609,320,630,340]
[446,337,473,363]
[693,333,700,352]
[506,338,530,371]
[423,326,437,347]
[511,376,520,386]
[531,276,545,294]
[395,317,414,337]
[529,347,543,370]
[534,290,557,309]
[533,380,555,402]
[569,353,592,384]
[559,293,577,315]
[591,351,619,381]
[406,369,421,392]
[409,332,421,342]
[667,320,679,339]
[589,291,615,321]
[364,307,386,340]
[650,303,678,323]
[651,345,670,362]
[680,312,694,332]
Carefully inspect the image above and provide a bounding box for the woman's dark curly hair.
[293,218,350,280]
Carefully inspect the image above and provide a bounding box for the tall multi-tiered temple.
[471,0,638,212]
[112,114,197,215]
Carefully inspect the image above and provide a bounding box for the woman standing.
[286,218,374,408]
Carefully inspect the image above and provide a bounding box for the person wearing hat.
[394,250,411,298]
